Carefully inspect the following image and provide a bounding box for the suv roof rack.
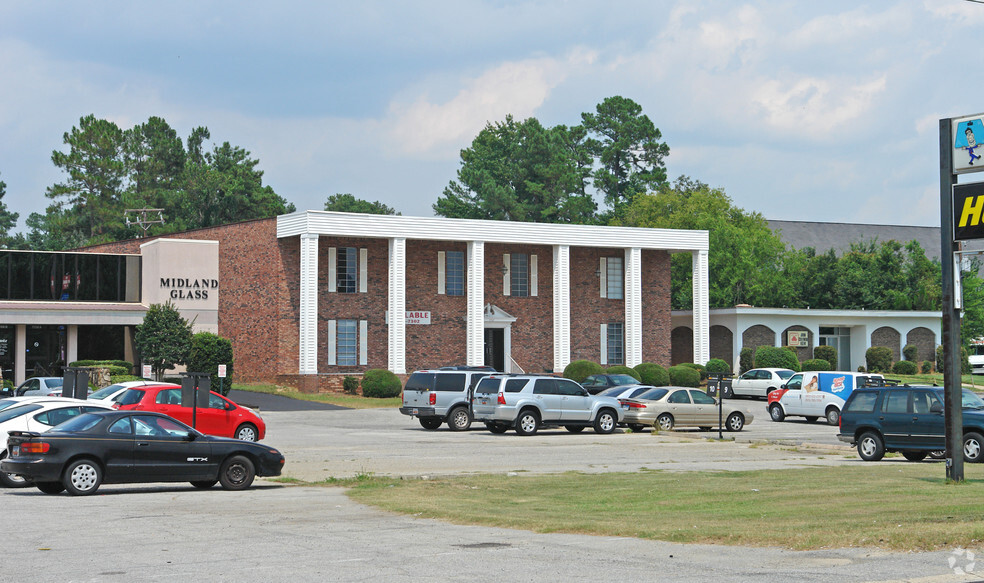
[437,366,497,371]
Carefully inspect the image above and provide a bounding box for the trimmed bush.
[933,345,969,374]
[668,365,700,387]
[704,358,731,375]
[70,360,134,373]
[921,360,933,374]
[187,332,235,395]
[739,347,753,375]
[109,374,143,384]
[563,360,604,383]
[343,376,360,395]
[754,346,800,371]
[361,369,402,398]
[801,359,830,372]
[813,346,837,368]
[892,360,918,375]
[865,346,893,373]
[605,365,641,381]
[634,363,670,386]
[679,362,707,381]
[902,344,918,362]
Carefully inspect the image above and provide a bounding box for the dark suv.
[838,385,984,462]
[399,367,494,431]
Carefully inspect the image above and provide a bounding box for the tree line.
[0,100,977,344]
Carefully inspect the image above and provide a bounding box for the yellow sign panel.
[953,182,984,241]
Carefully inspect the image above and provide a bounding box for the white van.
[767,370,883,426]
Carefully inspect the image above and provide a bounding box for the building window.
[446,251,464,296]
[510,253,529,297]
[336,319,358,366]
[606,257,623,299]
[607,322,624,365]
[337,247,357,293]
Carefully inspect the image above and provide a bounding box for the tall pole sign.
[941,114,984,482]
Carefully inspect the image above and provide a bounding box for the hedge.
[633,363,670,386]
[921,360,933,374]
[865,346,893,373]
[361,369,402,398]
[813,346,837,368]
[605,365,641,381]
[70,360,134,373]
[902,344,918,362]
[679,362,707,381]
[668,365,700,387]
[739,347,754,375]
[563,360,604,383]
[891,360,918,375]
[704,358,731,375]
[801,359,830,372]
[754,346,800,371]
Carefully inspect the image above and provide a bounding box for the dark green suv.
[837,386,984,462]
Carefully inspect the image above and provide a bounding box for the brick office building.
[3,211,711,390]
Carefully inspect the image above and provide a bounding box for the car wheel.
[565,425,585,433]
[902,451,928,462]
[418,417,442,430]
[0,452,29,488]
[725,412,745,432]
[36,481,65,494]
[447,406,472,431]
[63,459,103,496]
[219,455,256,491]
[593,409,617,434]
[804,416,818,423]
[191,480,218,489]
[655,413,674,431]
[928,450,946,459]
[628,424,646,432]
[769,404,785,422]
[857,432,885,461]
[722,386,734,399]
[963,432,984,463]
[515,410,539,436]
[486,422,509,434]
[235,423,258,442]
[825,407,840,426]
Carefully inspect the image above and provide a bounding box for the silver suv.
[471,374,624,435]
[399,367,494,431]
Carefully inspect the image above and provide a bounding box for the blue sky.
[1,1,983,231]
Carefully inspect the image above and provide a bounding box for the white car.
[0,400,114,488]
[596,384,658,401]
[87,380,171,405]
[726,368,794,399]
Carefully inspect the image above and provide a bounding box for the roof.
[768,219,984,260]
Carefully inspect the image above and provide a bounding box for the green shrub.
[110,374,143,384]
[668,365,700,387]
[187,332,235,394]
[563,360,604,383]
[801,359,830,372]
[865,346,893,373]
[361,369,402,398]
[342,376,360,395]
[70,360,134,373]
[963,346,971,376]
[739,347,753,374]
[633,363,670,386]
[679,362,707,381]
[921,360,933,374]
[704,358,731,375]
[892,360,918,375]
[813,346,837,368]
[604,365,641,381]
[935,345,943,373]
[902,344,918,362]
[754,346,800,371]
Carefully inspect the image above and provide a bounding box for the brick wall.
[871,326,901,361]
[404,240,468,370]
[905,327,936,363]
[782,325,813,363]
[485,243,554,372]
[709,325,734,368]
[742,325,776,354]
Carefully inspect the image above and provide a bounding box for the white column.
[692,249,710,365]
[466,241,485,367]
[388,237,407,374]
[299,234,319,375]
[15,324,26,385]
[66,325,78,366]
[624,247,643,367]
[552,245,571,372]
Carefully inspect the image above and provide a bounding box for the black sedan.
[1,410,285,496]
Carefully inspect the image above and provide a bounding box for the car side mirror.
[184,432,197,441]
[930,403,943,414]
[779,383,786,390]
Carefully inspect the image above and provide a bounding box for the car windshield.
[0,403,43,423]
[598,386,630,396]
[50,412,104,433]
[0,399,26,412]
[776,370,794,380]
[89,384,127,400]
[962,390,984,410]
[609,375,638,385]
[636,388,669,401]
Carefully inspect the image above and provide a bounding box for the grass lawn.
[231,383,400,409]
[343,464,984,551]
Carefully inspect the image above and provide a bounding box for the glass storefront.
[0,251,141,302]
[0,324,12,383]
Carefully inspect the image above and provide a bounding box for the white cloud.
[750,74,887,138]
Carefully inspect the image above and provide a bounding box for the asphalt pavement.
[227,389,348,411]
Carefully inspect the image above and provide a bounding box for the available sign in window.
[406,311,431,325]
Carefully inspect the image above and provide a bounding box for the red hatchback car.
[115,385,266,441]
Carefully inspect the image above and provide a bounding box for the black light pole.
[941,118,964,482]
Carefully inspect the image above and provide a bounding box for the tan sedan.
[621,386,755,432]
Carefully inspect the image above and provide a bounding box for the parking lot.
[2,403,978,582]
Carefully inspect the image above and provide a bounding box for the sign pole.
[941,118,964,482]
